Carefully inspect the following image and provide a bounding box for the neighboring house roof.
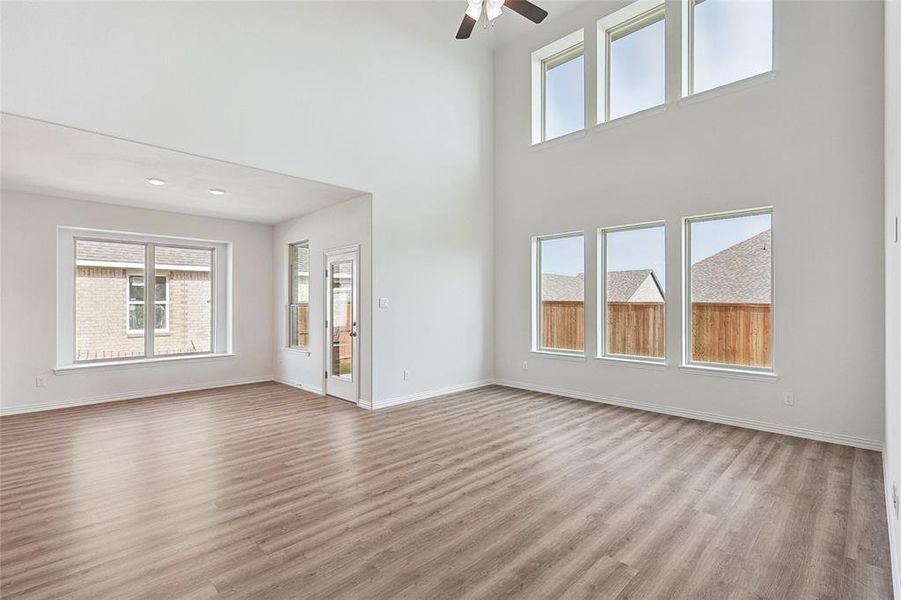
[75,240,211,271]
[541,273,585,302]
[691,229,771,304]
[606,269,664,303]
[541,270,664,303]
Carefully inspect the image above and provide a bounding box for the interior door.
[324,248,359,402]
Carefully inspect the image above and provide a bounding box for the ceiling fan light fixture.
[486,0,504,20]
[465,0,482,20]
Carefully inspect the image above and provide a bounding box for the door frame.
[322,244,360,403]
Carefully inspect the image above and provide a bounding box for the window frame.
[126,273,169,335]
[531,30,585,145]
[531,230,586,356]
[541,42,585,141]
[598,221,667,364]
[62,229,226,368]
[597,1,666,124]
[682,206,775,374]
[287,240,311,350]
[681,0,774,98]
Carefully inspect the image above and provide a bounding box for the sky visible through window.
[691,212,771,263]
[694,0,772,94]
[545,54,584,140]
[540,214,771,279]
[609,17,665,120]
[606,226,666,291]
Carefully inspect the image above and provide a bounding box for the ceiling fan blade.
[456,14,477,39]
[504,0,548,24]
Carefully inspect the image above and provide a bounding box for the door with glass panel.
[324,248,359,402]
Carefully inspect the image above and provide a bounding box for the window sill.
[679,70,775,107]
[595,355,667,370]
[285,347,312,356]
[529,127,587,150]
[530,350,586,362]
[594,103,667,132]
[678,364,779,382]
[55,353,235,375]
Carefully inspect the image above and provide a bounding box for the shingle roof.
[75,240,211,268]
[541,270,664,303]
[606,269,664,303]
[691,229,771,304]
[541,273,585,301]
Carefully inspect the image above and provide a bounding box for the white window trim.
[681,206,775,374]
[681,0,774,98]
[597,0,665,124]
[59,227,230,369]
[531,230,586,356]
[126,273,169,335]
[531,30,585,145]
[288,241,311,350]
[597,221,667,364]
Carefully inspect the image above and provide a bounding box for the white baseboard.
[0,376,274,416]
[885,459,901,599]
[357,398,373,410]
[274,377,323,396]
[373,380,494,411]
[495,379,883,451]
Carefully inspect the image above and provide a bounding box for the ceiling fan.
[456,0,548,39]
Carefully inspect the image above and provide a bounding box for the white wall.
[1,1,495,406]
[885,0,901,592]
[273,195,373,406]
[493,0,885,447]
[0,191,274,414]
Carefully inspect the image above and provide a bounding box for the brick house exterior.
[75,241,212,360]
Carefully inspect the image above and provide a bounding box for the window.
[127,275,168,334]
[599,223,666,361]
[63,231,224,366]
[685,208,773,370]
[533,233,585,353]
[288,242,310,349]
[683,0,773,96]
[532,31,585,143]
[598,1,665,122]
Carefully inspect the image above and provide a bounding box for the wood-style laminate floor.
[0,383,893,599]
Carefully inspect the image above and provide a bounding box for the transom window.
[532,31,585,144]
[683,0,773,96]
[599,1,665,122]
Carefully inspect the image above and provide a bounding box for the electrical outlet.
[783,392,794,406]
[522,361,528,371]
[35,375,47,388]
[378,297,390,309]
[403,370,410,381]
[893,482,899,520]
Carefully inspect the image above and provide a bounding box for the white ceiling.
[0,114,366,225]
[472,0,585,46]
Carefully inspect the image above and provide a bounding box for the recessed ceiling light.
[208,188,226,196]
[146,177,166,186]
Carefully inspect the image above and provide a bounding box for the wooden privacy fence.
[541,301,585,352]
[541,301,772,367]
[691,302,771,367]
[606,302,665,358]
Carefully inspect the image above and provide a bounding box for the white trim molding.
[0,376,272,416]
[373,380,495,411]
[495,379,882,451]
[274,377,323,396]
